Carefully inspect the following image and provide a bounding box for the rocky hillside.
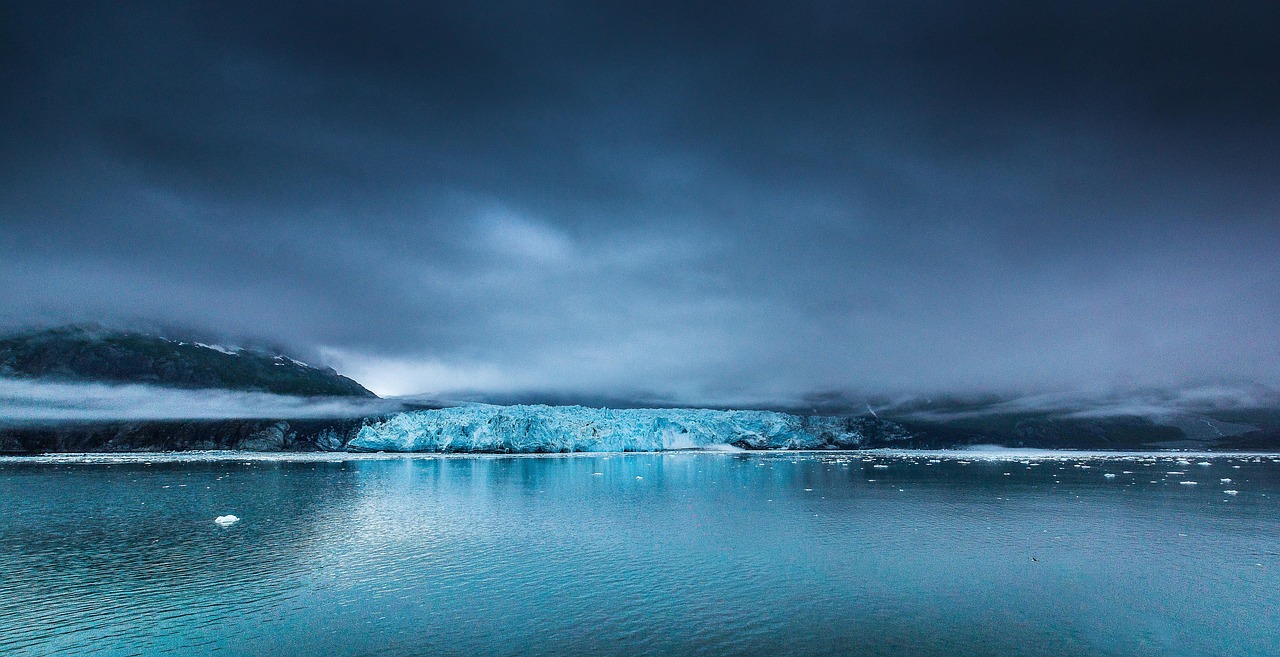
[0,417,382,453]
[0,326,374,397]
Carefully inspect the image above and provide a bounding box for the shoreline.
[3,447,1279,465]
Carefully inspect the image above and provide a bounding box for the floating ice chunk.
[1220,478,1232,483]
[1224,490,1239,495]
[214,515,240,527]
[1197,462,1211,466]
[1104,473,1117,478]
[1179,481,1198,485]
[873,464,889,469]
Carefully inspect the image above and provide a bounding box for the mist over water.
[0,377,406,426]
[3,452,1277,656]
[4,376,1277,432]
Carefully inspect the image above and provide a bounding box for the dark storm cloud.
[2,1,1278,400]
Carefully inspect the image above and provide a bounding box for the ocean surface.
[1,450,1277,657]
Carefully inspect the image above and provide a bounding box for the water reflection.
[0,460,365,654]
[0,453,1277,656]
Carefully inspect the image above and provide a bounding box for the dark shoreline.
[0,417,384,454]
[3,415,1277,455]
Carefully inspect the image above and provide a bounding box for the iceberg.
[348,404,905,453]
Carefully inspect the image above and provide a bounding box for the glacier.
[348,404,909,453]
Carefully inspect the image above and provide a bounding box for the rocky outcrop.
[0,417,384,453]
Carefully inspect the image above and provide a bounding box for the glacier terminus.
[349,404,911,453]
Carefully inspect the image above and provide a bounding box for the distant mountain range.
[1,326,1277,453]
[767,388,1280,451]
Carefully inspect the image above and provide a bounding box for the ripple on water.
[0,453,1278,656]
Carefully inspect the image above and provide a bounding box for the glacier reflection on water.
[1,452,1278,656]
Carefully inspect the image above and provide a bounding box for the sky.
[1,1,1278,401]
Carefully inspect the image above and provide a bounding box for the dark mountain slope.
[0,326,374,397]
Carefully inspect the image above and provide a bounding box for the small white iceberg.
[1104,473,1117,478]
[214,515,240,527]
[1224,490,1239,495]
[1179,481,1198,485]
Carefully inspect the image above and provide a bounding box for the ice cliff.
[348,404,910,452]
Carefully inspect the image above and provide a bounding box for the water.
[1,451,1277,656]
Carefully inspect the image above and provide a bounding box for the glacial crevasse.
[348,404,909,452]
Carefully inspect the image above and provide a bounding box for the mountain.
[0,325,374,397]
[2,326,1278,454]
[837,389,1280,451]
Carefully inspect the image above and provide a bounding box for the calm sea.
[1,451,1277,656]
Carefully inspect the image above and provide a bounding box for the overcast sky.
[2,1,1277,400]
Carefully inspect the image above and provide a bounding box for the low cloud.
[0,378,407,426]
[887,384,1280,423]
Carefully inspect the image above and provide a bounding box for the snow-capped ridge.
[189,342,241,355]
